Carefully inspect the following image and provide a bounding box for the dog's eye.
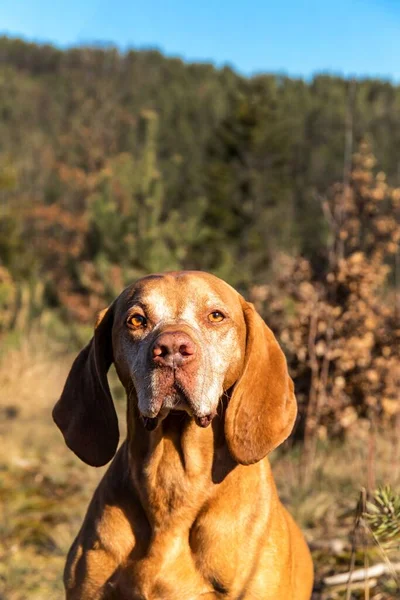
[208,311,225,323]
[127,314,147,328]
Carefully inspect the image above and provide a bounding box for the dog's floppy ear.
[225,299,297,465]
[52,305,119,467]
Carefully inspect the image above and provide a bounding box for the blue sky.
[1,0,399,80]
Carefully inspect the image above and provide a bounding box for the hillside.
[1,36,400,298]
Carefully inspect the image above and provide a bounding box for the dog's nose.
[151,331,196,368]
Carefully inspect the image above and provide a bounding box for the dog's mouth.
[140,375,216,431]
[142,415,160,431]
[142,411,215,431]
[172,380,192,408]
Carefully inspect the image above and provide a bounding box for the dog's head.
[53,271,296,467]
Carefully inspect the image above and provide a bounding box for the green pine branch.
[364,486,400,551]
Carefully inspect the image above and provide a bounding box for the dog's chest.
[114,526,215,599]
[110,454,268,600]
[112,487,267,600]
[117,437,243,598]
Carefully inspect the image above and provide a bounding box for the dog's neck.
[126,403,236,530]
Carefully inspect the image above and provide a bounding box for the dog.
[53,271,313,599]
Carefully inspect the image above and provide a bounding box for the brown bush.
[251,141,400,455]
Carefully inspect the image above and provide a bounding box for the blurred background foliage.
[0,37,399,599]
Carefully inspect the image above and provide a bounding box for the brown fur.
[53,271,313,599]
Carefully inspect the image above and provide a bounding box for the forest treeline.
[0,37,399,446]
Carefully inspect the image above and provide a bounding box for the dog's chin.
[139,388,191,431]
[139,385,192,419]
[159,385,194,415]
[138,370,219,429]
[140,385,218,430]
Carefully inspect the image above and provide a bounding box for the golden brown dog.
[53,271,313,599]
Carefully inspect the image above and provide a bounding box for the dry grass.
[0,333,398,599]
[272,440,400,599]
[0,333,126,600]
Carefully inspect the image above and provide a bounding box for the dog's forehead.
[121,271,242,318]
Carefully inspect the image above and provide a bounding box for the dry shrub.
[251,141,400,460]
